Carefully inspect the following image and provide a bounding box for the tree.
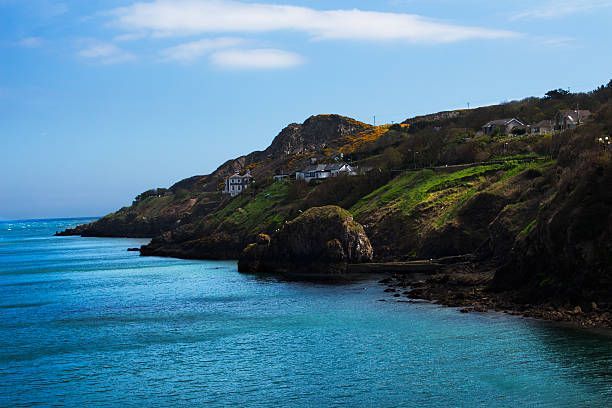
[382,147,403,170]
[545,89,570,99]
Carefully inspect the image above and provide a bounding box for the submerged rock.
[238,205,373,277]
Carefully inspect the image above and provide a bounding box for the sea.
[1,218,611,407]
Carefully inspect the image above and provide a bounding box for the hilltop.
[59,81,612,327]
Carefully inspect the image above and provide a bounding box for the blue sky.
[1,0,611,219]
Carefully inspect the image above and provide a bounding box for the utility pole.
[467,102,470,110]
[373,115,376,126]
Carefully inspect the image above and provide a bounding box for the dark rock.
[127,248,140,252]
[141,231,244,260]
[238,205,373,277]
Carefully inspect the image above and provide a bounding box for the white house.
[482,118,525,135]
[296,163,355,182]
[327,162,354,176]
[223,171,253,197]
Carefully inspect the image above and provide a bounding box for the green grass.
[350,163,508,217]
[435,188,477,227]
[519,219,537,238]
[351,160,554,229]
[211,181,291,234]
[489,153,543,161]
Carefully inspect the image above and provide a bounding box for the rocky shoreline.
[377,262,612,330]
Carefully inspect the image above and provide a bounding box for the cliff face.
[494,152,612,304]
[485,105,612,306]
[57,193,222,238]
[265,115,369,156]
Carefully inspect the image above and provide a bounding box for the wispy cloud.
[210,48,305,69]
[18,37,44,47]
[77,41,135,64]
[512,0,612,20]
[536,36,576,48]
[160,37,245,62]
[114,32,147,42]
[110,0,518,43]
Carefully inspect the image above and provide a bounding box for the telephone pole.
[373,115,376,126]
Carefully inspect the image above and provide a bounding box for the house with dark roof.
[482,118,525,135]
[222,171,253,197]
[554,110,592,131]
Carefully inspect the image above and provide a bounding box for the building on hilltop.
[529,120,555,135]
[223,171,253,197]
[481,118,525,135]
[296,164,329,182]
[295,163,354,182]
[325,162,354,177]
[554,110,592,131]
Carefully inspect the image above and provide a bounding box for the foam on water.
[1,218,611,407]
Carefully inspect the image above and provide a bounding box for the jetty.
[348,260,442,275]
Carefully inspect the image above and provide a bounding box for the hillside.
[59,81,612,322]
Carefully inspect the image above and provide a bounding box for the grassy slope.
[198,180,291,237]
[347,160,553,259]
[352,161,548,222]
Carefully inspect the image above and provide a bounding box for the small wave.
[0,302,51,309]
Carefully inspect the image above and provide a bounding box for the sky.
[1,0,611,220]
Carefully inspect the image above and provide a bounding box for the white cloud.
[160,37,245,62]
[110,0,518,43]
[77,42,135,64]
[210,48,305,69]
[512,0,612,19]
[536,37,576,48]
[18,37,44,47]
[114,32,147,42]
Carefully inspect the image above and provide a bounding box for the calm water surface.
[1,218,611,407]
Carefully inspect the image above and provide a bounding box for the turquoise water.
[1,219,611,407]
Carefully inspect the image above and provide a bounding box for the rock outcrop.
[180,114,370,193]
[238,206,373,278]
